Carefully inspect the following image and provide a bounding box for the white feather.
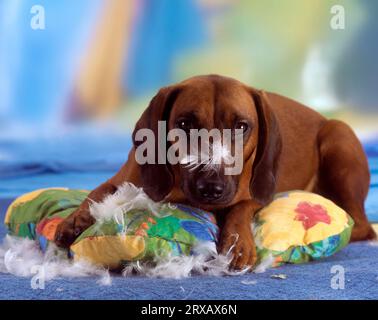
[253,254,275,273]
[121,241,249,279]
[0,235,111,284]
[89,182,172,234]
[180,140,233,173]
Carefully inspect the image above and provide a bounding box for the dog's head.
[132,75,282,210]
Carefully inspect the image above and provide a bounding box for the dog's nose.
[196,180,224,200]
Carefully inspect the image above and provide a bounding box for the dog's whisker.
[180,140,233,174]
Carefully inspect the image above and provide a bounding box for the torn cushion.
[4,187,218,269]
[4,187,353,269]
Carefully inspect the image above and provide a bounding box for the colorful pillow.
[4,188,219,269]
[4,188,353,269]
[253,191,354,267]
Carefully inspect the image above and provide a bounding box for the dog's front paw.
[218,226,257,271]
[54,210,95,248]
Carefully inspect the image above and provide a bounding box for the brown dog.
[54,75,376,269]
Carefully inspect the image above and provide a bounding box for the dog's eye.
[234,121,249,134]
[176,119,193,133]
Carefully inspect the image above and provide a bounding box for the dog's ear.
[132,86,181,201]
[249,89,282,205]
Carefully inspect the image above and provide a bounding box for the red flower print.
[135,229,147,237]
[140,222,149,230]
[147,217,157,224]
[294,201,331,230]
[36,217,65,240]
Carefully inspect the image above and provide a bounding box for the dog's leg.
[55,149,141,248]
[218,200,260,270]
[316,119,376,241]
[54,181,118,248]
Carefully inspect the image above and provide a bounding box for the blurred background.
[0,0,377,218]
